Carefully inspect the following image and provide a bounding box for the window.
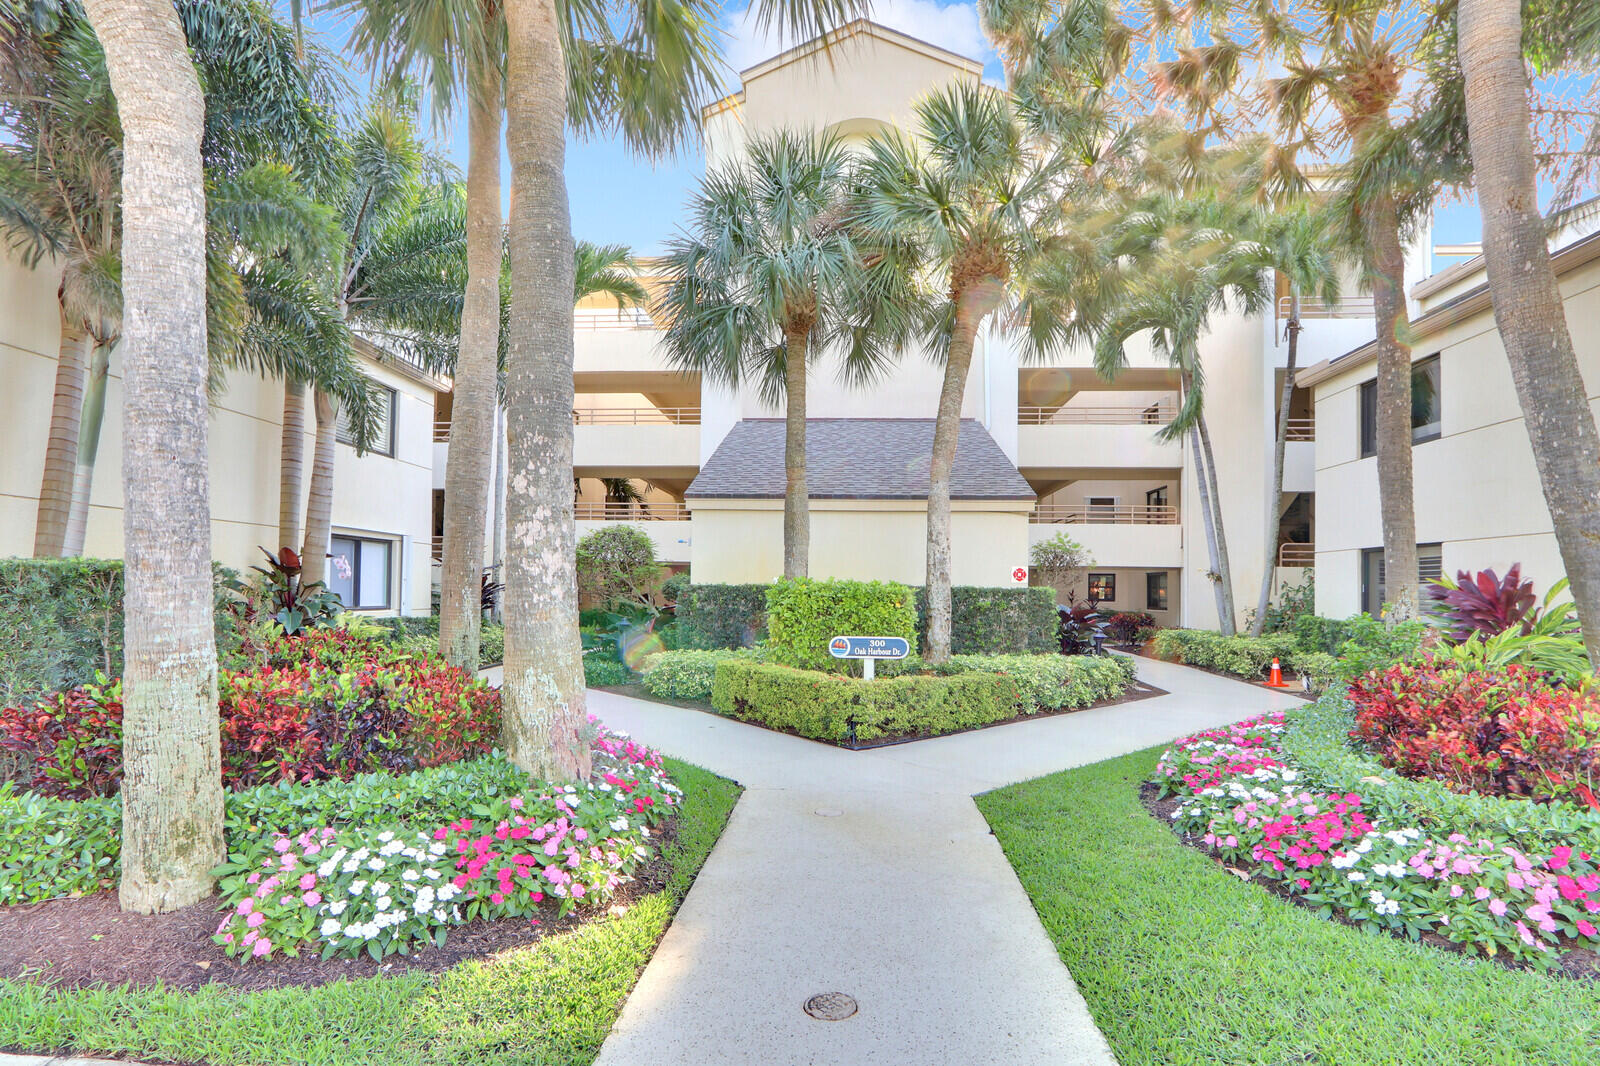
[1087,573,1116,603]
[1358,355,1441,458]
[328,535,393,610]
[1146,571,1169,612]
[1086,496,1117,521]
[1360,542,1444,616]
[1145,486,1168,520]
[337,384,398,457]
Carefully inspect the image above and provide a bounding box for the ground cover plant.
[1152,697,1600,966]
[0,756,739,1066]
[979,748,1600,1066]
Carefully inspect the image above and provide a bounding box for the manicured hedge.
[674,583,770,649]
[711,660,1018,742]
[942,653,1137,710]
[915,586,1058,655]
[640,649,752,702]
[1150,629,1300,679]
[766,578,918,672]
[0,557,124,708]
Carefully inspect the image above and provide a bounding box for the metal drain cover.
[804,992,858,1021]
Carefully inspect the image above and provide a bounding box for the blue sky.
[304,1,1483,260]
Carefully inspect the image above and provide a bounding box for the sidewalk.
[589,657,1306,1065]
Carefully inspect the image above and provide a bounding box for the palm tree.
[1088,191,1284,635]
[658,128,914,579]
[856,82,1094,662]
[575,240,647,307]
[1453,0,1600,663]
[77,0,223,914]
[1249,206,1339,636]
[1137,0,1441,622]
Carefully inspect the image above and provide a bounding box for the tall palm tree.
[78,0,223,914]
[1137,0,1441,622]
[1453,0,1600,663]
[1088,192,1282,635]
[658,128,915,579]
[497,0,855,778]
[1249,206,1339,635]
[857,82,1096,662]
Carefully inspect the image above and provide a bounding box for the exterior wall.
[1309,246,1600,617]
[576,519,693,565]
[1037,566,1182,628]
[0,246,438,615]
[688,498,1030,587]
[1028,521,1183,570]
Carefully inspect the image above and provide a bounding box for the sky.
[303,0,1484,261]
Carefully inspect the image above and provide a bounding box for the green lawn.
[976,748,1600,1066]
[0,758,739,1066]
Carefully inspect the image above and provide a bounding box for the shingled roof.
[685,419,1035,501]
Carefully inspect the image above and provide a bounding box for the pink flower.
[1578,920,1598,938]
[246,872,261,885]
[302,891,322,906]
[509,797,524,810]
[490,892,505,904]
[571,882,586,899]
[246,911,266,928]
[1550,845,1574,870]
[1474,886,1492,901]
[273,838,292,854]
[1449,885,1464,898]
[299,873,317,891]
[236,898,254,915]
[1489,899,1508,917]
[252,937,273,957]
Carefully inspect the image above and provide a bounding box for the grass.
[976,747,1600,1066]
[0,757,739,1066]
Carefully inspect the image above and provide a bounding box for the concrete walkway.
[583,656,1306,1066]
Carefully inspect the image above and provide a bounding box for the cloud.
[720,0,994,83]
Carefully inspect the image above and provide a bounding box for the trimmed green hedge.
[1150,629,1300,679]
[640,649,752,702]
[765,578,918,672]
[711,660,1019,742]
[942,653,1136,710]
[916,586,1058,654]
[0,557,124,707]
[674,583,770,649]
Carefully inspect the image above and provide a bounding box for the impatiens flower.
[1578,920,1597,938]
[302,891,321,906]
[299,873,317,891]
[1489,899,1508,917]
[253,937,273,957]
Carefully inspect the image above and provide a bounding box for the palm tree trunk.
[34,327,91,557]
[502,0,590,781]
[278,379,305,553]
[82,0,223,915]
[302,389,336,588]
[1368,196,1419,622]
[492,406,506,623]
[1458,0,1600,665]
[926,289,993,663]
[1181,371,1228,632]
[783,330,809,579]
[1251,305,1300,636]
[1196,411,1237,635]
[440,61,503,671]
[63,340,112,556]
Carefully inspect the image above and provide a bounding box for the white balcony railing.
[1030,504,1179,525]
[1284,417,1314,442]
[573,406,701,426]
[1278,542,1315,567]
[1018,402,1176,426]
[433,420,451,443]
[573,312,658,332]
[1277,296,1375,321]
[576,502,691,521]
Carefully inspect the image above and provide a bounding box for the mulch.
[1139,780,1600,982]
[600,672,1170,751]
[0,818,680,994]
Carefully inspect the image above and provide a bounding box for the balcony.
[1278,542,1314,569]
[1018,401,1175,426]
[1284,417,1314,442]
[575,501,690,521]
[575,505,692,564]
[1028,504,1182,568]
[1017,418,1182,472]
[574,406,700,426]
[1275,295,1375,325]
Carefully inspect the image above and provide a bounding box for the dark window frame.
[1146,571,1169,612]
[1360,542,1444,616]
[1087,572,1116,603]
[329,534,393,611]
[1358,354,1441,459]
[337,384,398,458]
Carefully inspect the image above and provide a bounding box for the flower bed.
[0,631,498,799]
[1153,700,1600,965]
[211,723,679,961]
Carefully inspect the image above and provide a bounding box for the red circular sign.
[1012,567,1028,583]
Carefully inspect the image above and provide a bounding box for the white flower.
[377,831,395,843]
[433,908,447,921]
[428,843,447,857]
[610,816,629,832]
[1348,871,1366,882]
[402,870,421,882]
[342,860,359,873]
[320,918,342,937]
[350,879,367,896]
[376,896,392,911]
[424,868,441,880]
[367,858,387,871]
[328,900,347,916]
[373,881,391,896]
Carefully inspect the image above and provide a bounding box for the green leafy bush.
[640,649,750,702]
[1288,650,1340,691]
[370,616,504,668]
[583,653,632,688]
[913,586,1059,655]
[710,660,1017,742]
[1150,629,1299,678]
[0,557,124,709]
[576,525,663,611]
[765,578,918,673]
[674,583,770,648]
[0,783,119,904]
[940,653,1136,710]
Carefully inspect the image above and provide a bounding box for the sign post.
[827,635,911,680]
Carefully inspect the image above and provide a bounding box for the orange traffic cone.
[1264,657,1291,688]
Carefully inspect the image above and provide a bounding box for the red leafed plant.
[1424,564,1540,643]
[1350,658,1600,808]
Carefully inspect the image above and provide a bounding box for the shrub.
[710,660,1018,742]
[640,649,748,702]
[576,525,662,611]
[941,653,1136,711]
[1288,650,1340,691]
[917,586,1059,655]
[583,653,632,688]
[369,617,504,669]
[1029,531,1093,589]
[1350,660,1600,807]
[1424,564,1547,642]
[0,783,119,904]
[0,557,123,709]
[766,578,917,673]
[1150,629,1298,679]
[0,633,499,798]
[674,583,770,649]
[1056,599,1108,655]
[1105,612,1155,644]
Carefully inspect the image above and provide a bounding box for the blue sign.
[827,635,911,660]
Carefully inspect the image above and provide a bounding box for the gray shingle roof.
[685,419,1035,501]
